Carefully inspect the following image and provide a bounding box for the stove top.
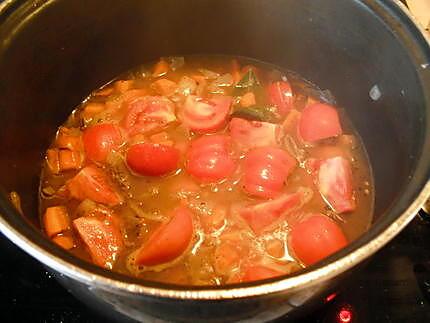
[2,213,430,323]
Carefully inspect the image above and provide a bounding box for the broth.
[39,56,374,285]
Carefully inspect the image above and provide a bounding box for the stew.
[39,56,374,285]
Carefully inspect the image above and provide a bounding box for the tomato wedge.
[135,206,194,266]
[73,214,124,269]
[83,123,123,162]
[185,135,236,183]
[289,214,347,266]
[122,96,176,136]
[243,147,296,198]
[268,81,294,116]
[229,118,280,149]
[67,166,122,206]
[317,156,355,213]
[298,103,342,142]
[240,188,313,234]
[126,142,180,176]
[180,95,231,133]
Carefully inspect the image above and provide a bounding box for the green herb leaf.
[231,105,280,123]
[235,69,260,89]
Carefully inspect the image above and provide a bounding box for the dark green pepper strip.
[231,105,281,123]
[235,69,260,89]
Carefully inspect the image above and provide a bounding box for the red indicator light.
[325,292,337,303]
[338,307,353,323]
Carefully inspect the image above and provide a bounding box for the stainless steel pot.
[0,0,428,322]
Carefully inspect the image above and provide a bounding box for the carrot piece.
[152,59,169,77]
[44,206,70,237]
[152,79,178,96]
[114,80,134,93]
[56,127,83,152]
[58,149,83,171]
[240,92,256,107]
[52,235,75,250]
[46,148,82,173]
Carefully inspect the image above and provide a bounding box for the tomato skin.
[240,188,312,234]
[73,214,123,269]
[83,124,122,162]
[135,206,194,266]
[67,166,122,206]
[122,96,176,136]
[126,143,180,176]
[185,135,236,183]
[268,81,294,116]
[298,103,342,142]
[229,118,280,149]
[317,156,355,213]
[289,214,347,266]
[180,95,232,133]
[243,147,296,198]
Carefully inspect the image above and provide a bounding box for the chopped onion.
[128,200,167,222]
[338,134,358,149]
[195,78,207,97]
[165,56,185,71]
[198,69,220,79]
[9,191,23,215]
[259,256,302,275]
[177,76,197,96]
[75,199,98,217]
[41,186,56,198]
[282,135,307,162]
[212,73,233,87]
[208,74,233,94]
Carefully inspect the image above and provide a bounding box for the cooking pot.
[0,0,428,322]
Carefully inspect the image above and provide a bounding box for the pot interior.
[0,0,428,285]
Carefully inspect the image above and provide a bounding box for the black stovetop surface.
[2,213,430,323]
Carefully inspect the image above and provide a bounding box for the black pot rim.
[0,0,429,300]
